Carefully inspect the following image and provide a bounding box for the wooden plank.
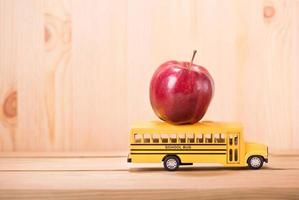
[0,0,18,151]
[0,151,126,158]
[0,157,127,171]
[236,0,299,152]
[0,0,298,153]
[71,0,128,151]
[0,155,298,200]
[0,188,299,200]
[43,0,72,150]
[14,0,49,151]
[0,154,298,171]
[290,0,299,150]
[0,0,73,152]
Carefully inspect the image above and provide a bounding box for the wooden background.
[0,0,298,153]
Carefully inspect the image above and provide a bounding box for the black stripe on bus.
[130,152,226,155]
[130,149,226,151]
[130,143,226,146]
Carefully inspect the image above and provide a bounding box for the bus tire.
[163,155,180,171]
[247,156,264,169]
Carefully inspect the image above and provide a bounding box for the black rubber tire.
[163,156,180,171]
[247,156,264,169]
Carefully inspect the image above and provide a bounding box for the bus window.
[161,134,169,143]
[234,149,238,161]
[229,149,233,161]
[220,134,226,143]
[143,134,151,143]
[234,135,238,145]
[169,134,177,143]
[214,134,219,143]
[205,134,213,143]
[229,135,233,145]
[214,134,225,143]
[134,133,142,143]
[152,134,159,143]
[178,134,186,143]
[196,134,203,143]
[187,134,195,143]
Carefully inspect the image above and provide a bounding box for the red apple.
[150,51,214,124]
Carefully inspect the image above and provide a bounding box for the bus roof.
[131,121,243,132]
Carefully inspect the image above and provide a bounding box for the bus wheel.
[247,156,263,169]
[163,156,180,171]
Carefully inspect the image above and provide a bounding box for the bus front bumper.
[264,158,268,163]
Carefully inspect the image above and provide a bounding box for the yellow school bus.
[127,121,268,171]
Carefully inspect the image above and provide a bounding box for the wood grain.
[15,0,48,151]
[0,0,18,151]
[0,0,298,153]
[0,189,298,200]
[43,0,72,150]
[237,0,299,151]
[71,0,128,151]
[0,155,298,199]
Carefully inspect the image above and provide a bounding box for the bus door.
[227,133,240,164]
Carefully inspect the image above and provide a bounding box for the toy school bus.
[127,121,268,171]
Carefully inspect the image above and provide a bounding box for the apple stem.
[189,50,197,70]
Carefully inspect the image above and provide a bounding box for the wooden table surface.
[0,154,299,199]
